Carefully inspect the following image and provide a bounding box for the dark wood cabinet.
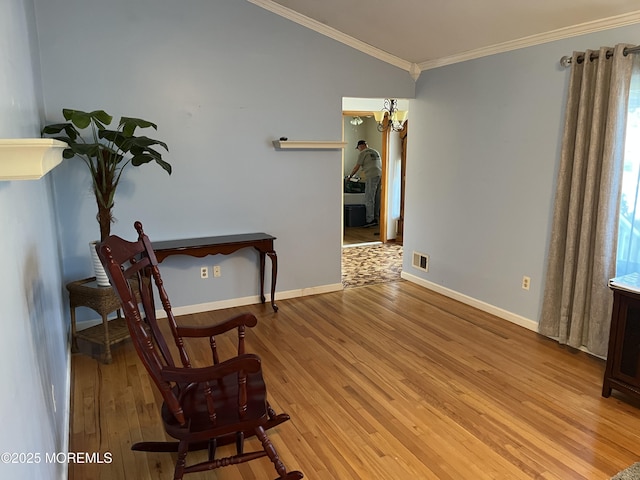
[603,275,640,401]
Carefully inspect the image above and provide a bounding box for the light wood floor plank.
[70,281,640,479]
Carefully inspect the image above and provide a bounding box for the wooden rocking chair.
[96,221,303,480]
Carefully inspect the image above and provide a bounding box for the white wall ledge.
[0,139,68,180]
[272,140,347,150]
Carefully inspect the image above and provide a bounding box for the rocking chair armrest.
[175,313,258,338]
[160,353,262,383]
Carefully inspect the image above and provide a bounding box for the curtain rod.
[560,45,640,67]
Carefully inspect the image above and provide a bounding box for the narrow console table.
[152,232,278,312]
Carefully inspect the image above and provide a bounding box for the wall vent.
[412,251,429,272]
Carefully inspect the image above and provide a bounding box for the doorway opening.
[341,98,408,287]
[341,104,407,247]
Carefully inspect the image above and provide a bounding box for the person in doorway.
[348,139,381,227]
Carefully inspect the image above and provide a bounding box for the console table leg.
[259,251,266,304]
[267,251,278,312]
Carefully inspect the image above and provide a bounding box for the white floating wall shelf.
[0,138,68,180]
[272,140,347,150]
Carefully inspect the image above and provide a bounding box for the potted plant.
[42,108,171,240]
[42,108,172,284]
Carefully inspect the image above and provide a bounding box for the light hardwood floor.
[70,281,640,479]
[343,225,381,245]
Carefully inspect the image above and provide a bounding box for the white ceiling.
[249,0,640,75]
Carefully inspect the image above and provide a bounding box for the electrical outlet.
[522,275,531,291]
[200,267,209,279]
[213,265,221,277]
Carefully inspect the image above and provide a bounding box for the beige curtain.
[539,44,637,357]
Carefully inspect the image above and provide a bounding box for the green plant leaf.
[98,129,128,151]
[63,109,112,130]
[125,135,168,152]
[90,110,113,128]
[119,117,157,137]
[63,109,90,129]
[155,158,172,174]
[41,123,79,142]
[99,131,169,156]
[69,143,102,158]
[130,154,172,174]
[41,107,171,239]
[130,145,160,160]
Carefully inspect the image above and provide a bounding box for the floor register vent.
[412,252,429,272]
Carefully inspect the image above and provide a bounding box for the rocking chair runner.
[96,221,303,480]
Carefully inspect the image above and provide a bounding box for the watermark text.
[1,452,112,464]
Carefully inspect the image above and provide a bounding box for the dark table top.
[152,232,276,251]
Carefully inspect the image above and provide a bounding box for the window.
[617,58,640,275]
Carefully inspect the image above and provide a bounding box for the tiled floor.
[341,242,403,288]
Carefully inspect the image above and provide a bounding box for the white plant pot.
[89,241,111,287]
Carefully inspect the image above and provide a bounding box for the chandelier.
[349,116,363,126]
[373,99,408,132]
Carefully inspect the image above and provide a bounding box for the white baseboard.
[401,271,539,332]
[170,295,268,316]
[75,283,345,328]
[169,283,344,316]
[73,275,539,335]
[75,275,538,332]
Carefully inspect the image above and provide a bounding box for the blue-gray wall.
[34,0,415,316]
[0,0,68,478]
[404,24,640,325]
[4,0,640,477]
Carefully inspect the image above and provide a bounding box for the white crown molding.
[0,138,68,180]
[418,10,640,71]
[247,0,418,76]
[248,1,640,75]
